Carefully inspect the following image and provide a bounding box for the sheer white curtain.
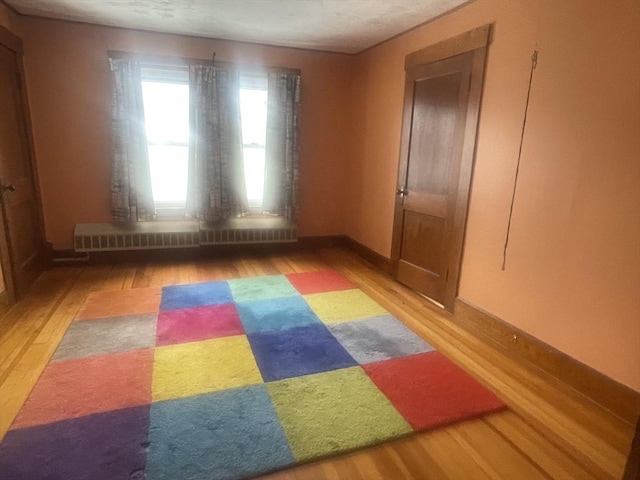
[263,72,301,219]
[186,64,248,221]
[109,57,155,221]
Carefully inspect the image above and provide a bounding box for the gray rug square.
[327,314,434,364]
[51,314,157,362]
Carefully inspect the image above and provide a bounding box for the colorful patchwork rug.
[0,270,505,480]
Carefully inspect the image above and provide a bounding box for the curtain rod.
[107,50,301,75]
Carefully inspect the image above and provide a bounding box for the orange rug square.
[76,288,162,320]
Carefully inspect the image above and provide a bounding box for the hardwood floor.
[0,247,635,479]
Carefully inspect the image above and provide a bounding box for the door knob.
[1,183,15,193]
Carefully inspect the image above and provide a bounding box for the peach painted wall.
[9,0,640,390]
[18,18,352,249]
[346,0,640,391]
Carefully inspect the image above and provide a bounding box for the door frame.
[391,25,491,312]
[0,25,47,303]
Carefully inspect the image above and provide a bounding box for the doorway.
[0,26,47,304]
[391,26,490,312]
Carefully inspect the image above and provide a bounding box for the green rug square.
[228,275,298,303]
[303,290,389,324]
[266,367,411,461]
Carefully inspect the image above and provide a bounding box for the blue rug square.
[145,385,294,480]
[0,405,150,480]
[248,324,357,382]
[160,281,234,311]
[237,296,322,334]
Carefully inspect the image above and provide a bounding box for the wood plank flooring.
[0,248,635,479]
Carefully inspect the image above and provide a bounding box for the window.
[141,66,190,212]
[239,74,268,213]
[140,68,269,215]
[110,53,299,224]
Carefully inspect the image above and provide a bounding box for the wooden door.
[391,27,489,312]
[0,28,46,301]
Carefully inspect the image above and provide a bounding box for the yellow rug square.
[303,290,388,324]
[152,335,263,402]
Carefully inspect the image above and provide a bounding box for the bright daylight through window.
[239,76,268,212]
[141,78,190,208]
[141,69,268,214]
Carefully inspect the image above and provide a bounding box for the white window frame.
[239,73,269,215]
[140,65,190,218]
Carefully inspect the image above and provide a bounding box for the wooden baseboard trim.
[0,289,12,318]
[623,416,640,479]
[343,237,392,273]
[453,298,640,425]
[297,235,348,249]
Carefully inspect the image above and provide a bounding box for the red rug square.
[156,303,244,346]
[12,349,153,429]
[285,270,355,295]
[363,351,506,430]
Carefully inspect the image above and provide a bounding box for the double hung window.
[140,67,190,213]
[140,66,269,214]
[110,51,300,223]
[239,74,268,213]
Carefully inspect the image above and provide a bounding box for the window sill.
[152,211,294,229]
[155,207,186,221]
[200,215,295,231]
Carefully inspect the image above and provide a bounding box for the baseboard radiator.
[74,219,298,253]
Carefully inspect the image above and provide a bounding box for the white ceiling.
[6,0,470,54]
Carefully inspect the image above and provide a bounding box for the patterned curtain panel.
[187,64,248,222]
[109,58,155,222]
[263,72,301,219]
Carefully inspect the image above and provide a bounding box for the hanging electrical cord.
[502,49,539,271]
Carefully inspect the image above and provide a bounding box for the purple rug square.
[248,324,357,381]
[0,405,150,480]
[156,304,244,346]
[160,281,233,311]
